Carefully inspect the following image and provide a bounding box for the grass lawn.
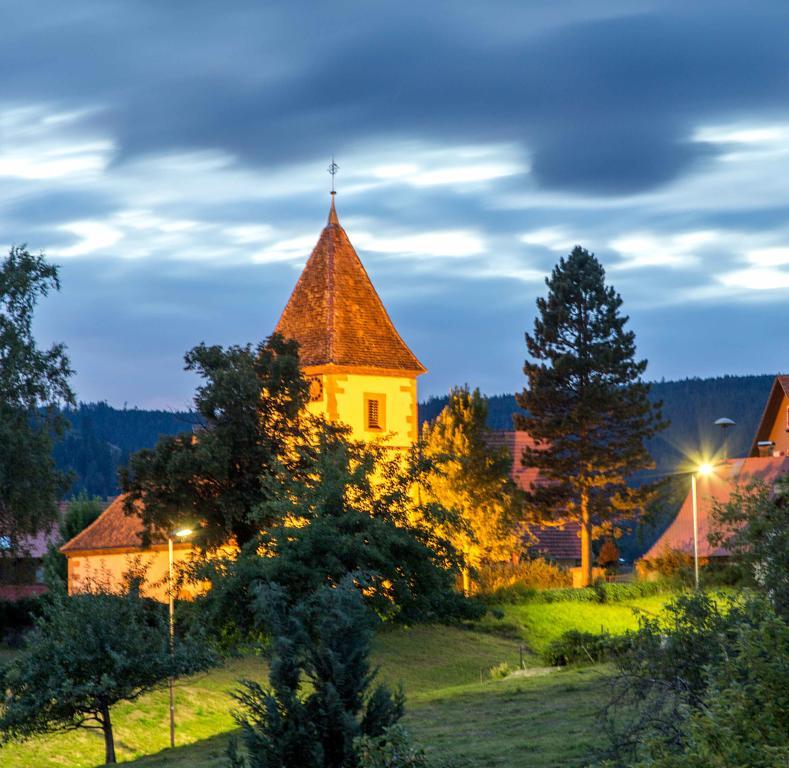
[480,594,672,656]
[0,595,674,767]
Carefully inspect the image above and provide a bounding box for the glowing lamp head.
[697,462,714,477]
[173,527,194,539]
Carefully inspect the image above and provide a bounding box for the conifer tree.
[231,583,404,768]
[516,247,666,586]
[422,386,521,594]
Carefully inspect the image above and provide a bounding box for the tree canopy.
[0,246,74,540]
[516,246,666,585]
[0,574,215,764]
[191,420,474,639]
[421,386,521,593]
[120,334,310,548]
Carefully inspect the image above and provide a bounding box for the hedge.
[543,629,633,666]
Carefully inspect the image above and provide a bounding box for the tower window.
[364,394,386,431]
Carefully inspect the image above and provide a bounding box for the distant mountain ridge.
[54,374,776,498]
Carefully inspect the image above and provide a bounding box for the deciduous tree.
[516,247,666,586]
[120,334,310,548]
[0,246,74,540]
[195,421,472,634]
[0,574,214,764]
[421,386,521,594]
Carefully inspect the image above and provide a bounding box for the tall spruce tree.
[516,246,666,585]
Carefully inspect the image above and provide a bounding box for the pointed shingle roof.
[275,198,426,374]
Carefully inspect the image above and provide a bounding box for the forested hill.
[54,374,776,498]
[53,403,195,498]
[419,374,776,474]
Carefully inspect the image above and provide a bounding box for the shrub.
[476,559,571,602]
[231,583,405,768]
[637,548,697,587]
[543,630,631,666]
[598,591,783,765]
[356,725,431,768]
[637,606,789,767]
[529,580,667,605]
[488,661,511,679]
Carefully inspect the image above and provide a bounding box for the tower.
[275,197,425,448]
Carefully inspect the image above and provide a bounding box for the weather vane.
[328,155,339,195]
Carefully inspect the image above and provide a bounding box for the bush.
[598,591,782,765]
[637,606,789,767]
[488,661,511,679]
[637,548,698,587]
[543,630,631,666]
[476,559,571,602]
[530,580,668,605]
[356,725,431,768]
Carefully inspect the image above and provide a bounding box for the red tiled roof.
[644,455,789,560]
[275,199,426,374]
[525,520,581,562]
[485,430,544,492]
[60,495,161,554]
[487,430,580,562]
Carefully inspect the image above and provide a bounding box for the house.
[0,526,56,600]
[749,374,789,457]
[0,501,75,600]
[61,195,426,598]
[644,374,789,563]
[487,431,581,567]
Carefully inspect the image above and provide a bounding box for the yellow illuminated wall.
[304,366,418,448]
[766,392,789,454]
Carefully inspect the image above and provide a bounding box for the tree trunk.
[461,567,471,596]
[580,489,592,587]
[101,705,117,765]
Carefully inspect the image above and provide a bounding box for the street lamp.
[168,527,193,748]
[690,463,713,589]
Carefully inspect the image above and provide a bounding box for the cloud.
[2,2,789,406]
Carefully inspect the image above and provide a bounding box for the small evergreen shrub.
[535,580,668,605]
[543,629,631,666]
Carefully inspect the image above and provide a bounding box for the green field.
[0,594,673,768]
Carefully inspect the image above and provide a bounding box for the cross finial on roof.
[328,155,339,195]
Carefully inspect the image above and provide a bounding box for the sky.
[2,1,789,409]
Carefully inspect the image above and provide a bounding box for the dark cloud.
[2,1,789,406]
[3,1,789,194]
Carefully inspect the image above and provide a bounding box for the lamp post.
[168,527,193,749]
[690,464,713,589]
